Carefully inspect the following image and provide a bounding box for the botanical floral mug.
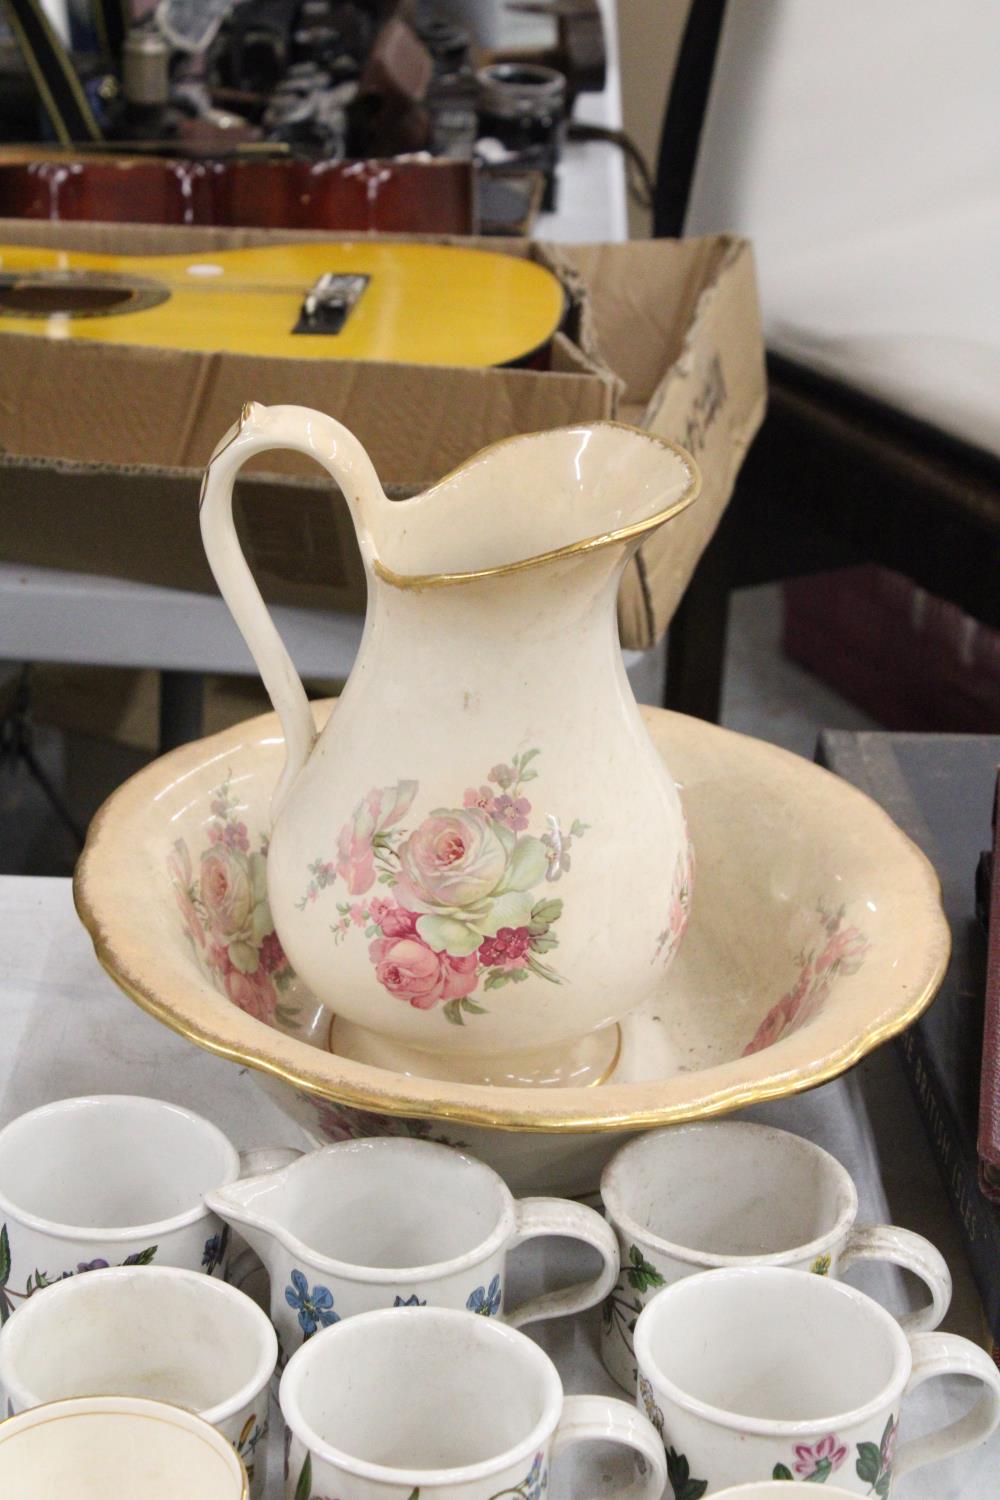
[280,1303,667,1500]
[633,1266,1000,1496]
[0,1394,248,1499]
[0,1265,277,1496]
[600,1121,952,1390]
[0,1094,249,1321]
[205,1136,619,1371]
[0,1094,300,1324]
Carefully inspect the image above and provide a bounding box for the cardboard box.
[0,220,764,648]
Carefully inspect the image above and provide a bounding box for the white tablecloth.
[0,875,995,1497]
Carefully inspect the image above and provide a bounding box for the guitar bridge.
[293,273,369,335]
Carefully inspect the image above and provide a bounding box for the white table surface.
[1,874,996,1498]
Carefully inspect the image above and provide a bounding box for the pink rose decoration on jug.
[398,808,509,905]
[298,748,590,1025]
[369,935,479,1009]
[335,781,417,895]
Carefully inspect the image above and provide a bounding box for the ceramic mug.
[0,1394,248,1498]
[205,1137,620,1367]
[280,1303,666,1500]
[633,1266,1000,1495]
[0,1094,298,1319]
[600,1121,952,1390]
[0,1264,277,1495]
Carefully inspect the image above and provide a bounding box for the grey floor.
[1,584,878,877]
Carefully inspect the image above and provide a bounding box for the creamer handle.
[199,402,387,822]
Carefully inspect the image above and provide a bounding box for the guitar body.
[0,242,565,368]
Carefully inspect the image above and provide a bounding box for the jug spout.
[370,422,700,587]
[203,1175,286,1278]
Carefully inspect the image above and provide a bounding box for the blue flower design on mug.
[201,1225,229,1276]
[524,1451,548,1500]
[285,1270,340,1338]
[393,1294,427,1307]
[466,1273,502,1317]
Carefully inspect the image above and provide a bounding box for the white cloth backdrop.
[686,0,1000,456]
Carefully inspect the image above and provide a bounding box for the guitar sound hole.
[0,284,135,316]
[0,273,168,320]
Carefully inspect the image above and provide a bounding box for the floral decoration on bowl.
[744,903,870,1057]
[168,776,299,1027]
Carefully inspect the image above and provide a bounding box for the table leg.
[663,533,733,722]
[159,671,204,752]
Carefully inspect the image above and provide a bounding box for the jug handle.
[199,402,388,822]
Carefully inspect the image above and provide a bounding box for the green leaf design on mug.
[293,1453,312,1500]
[772,1464,794,1481]
[125,1246,158,1266]
[0,1224,11,1327]
[856,1414,897,1496]
[856,1444,881,1485]
[666,1446,708,1500]
[626,1244,666,1294]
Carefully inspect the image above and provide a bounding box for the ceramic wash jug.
[200,404,699,1086]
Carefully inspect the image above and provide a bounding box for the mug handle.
[199,401,388,820]
[552,1395,666,1500]
[503,1198,619,1328]
[238,1146,304,1178]
[838,1224,952,1332]
[894,1330,1000,1479]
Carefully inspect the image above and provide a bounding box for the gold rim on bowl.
[73,704,950,1134]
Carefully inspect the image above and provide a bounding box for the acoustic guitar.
[0,241,566,368]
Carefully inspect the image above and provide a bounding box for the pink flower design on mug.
[792,1433,847,1479]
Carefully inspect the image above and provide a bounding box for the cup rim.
[280,1305,563,1483]
[0,1095,240,1241]
[601,1122,858,1268]
[0,1393,249,1499]
[0,1264,278,1426]
[208,1137,517,1283]
[633,1266,911,1436]
[706,1487,862,1499]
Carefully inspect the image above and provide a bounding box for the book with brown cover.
[977,770,1000,1201]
